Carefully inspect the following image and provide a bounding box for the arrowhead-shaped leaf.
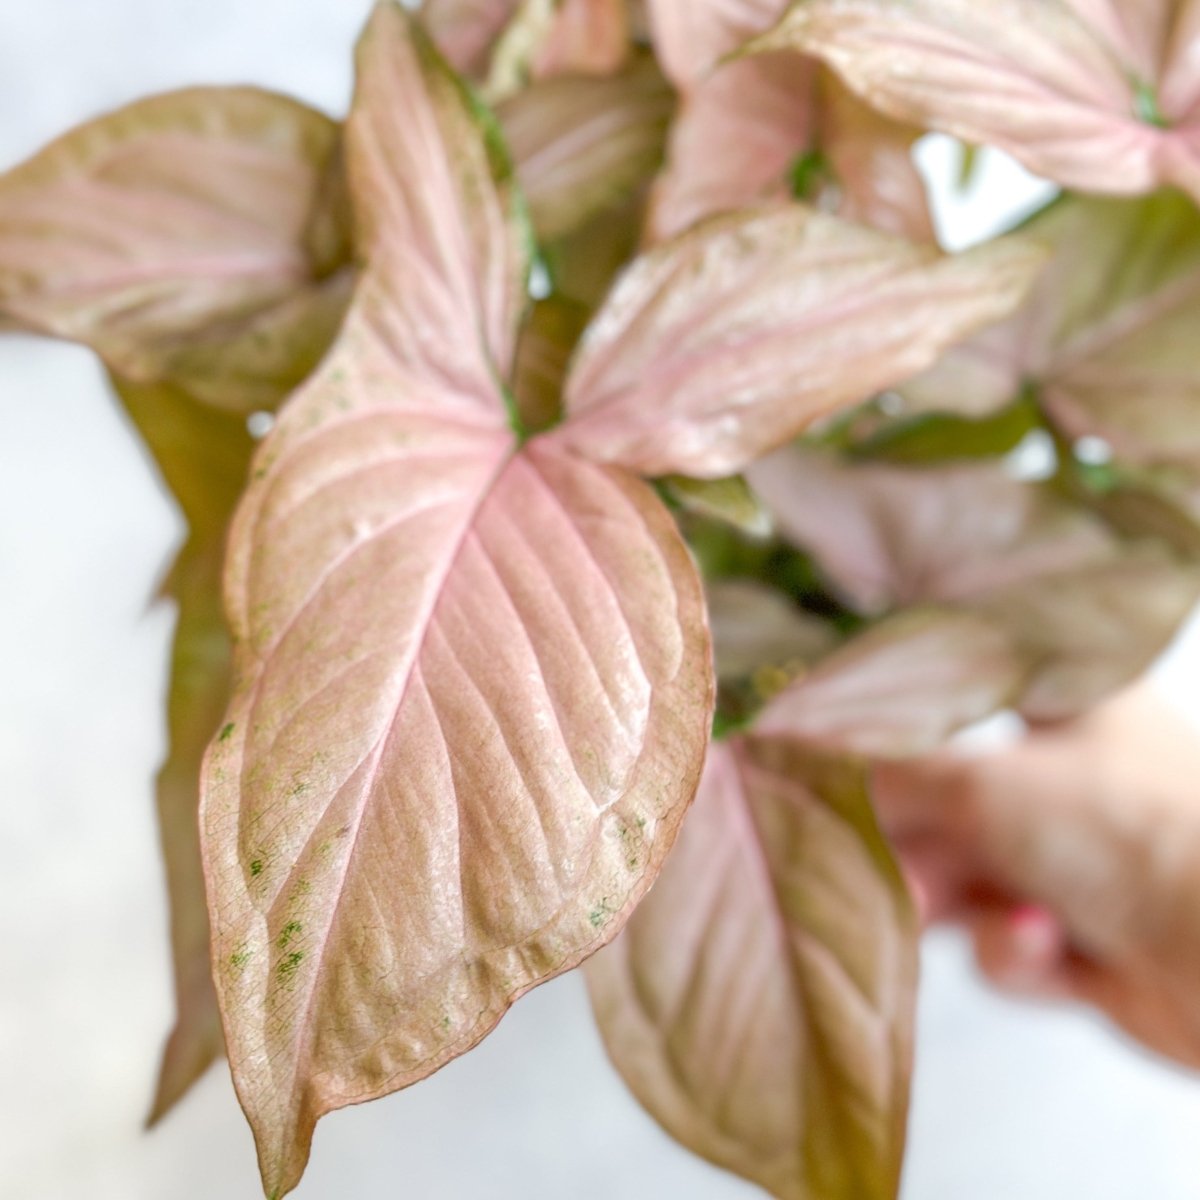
[201,9,712,1195]
[759,0,1200,202]
[587,737,918,1200]
[559,209,1045,478]
[114,377,256,1122]
[0,88,352,410]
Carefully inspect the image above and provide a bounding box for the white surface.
[3,3,1200,1198]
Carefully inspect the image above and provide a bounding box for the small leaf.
[749,448,1112,614]
[707,579,838,683]
[488,0,632,99]
[903,192,1200,467]
[661,473,772,536]
[979,550,1200,721]
[645,0,790,87]
[755,609,1024,758]
[559,207,1046,478]
[647,50,819,242]
[498,53,674,242]
[424,0,631,90]
[0,87,351,410]
[587,737,918,1200]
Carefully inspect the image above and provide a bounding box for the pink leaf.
[558,206,1045,477]
[0,88,350,410]
[348,4,530,400]
[421,0,523,77]
[647,51,820,242]
[755,610,1024,758]
[749,448,1112,614]
[646,0,790,87]
[201,10,712,1194]
[904,192,1200,464]
[498,53,674,242]
[204,309,711,1193]
[587,738,917,1200]
[758,0,1200,202]
[977,550,1200,721]
[424,0,631,87]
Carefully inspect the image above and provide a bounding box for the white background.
[3,2,1200,1197]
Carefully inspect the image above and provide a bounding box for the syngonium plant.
[5,1,1200,1196]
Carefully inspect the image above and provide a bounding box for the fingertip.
[971,904,1068,995]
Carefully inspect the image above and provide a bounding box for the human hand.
[873,687,1200,1070]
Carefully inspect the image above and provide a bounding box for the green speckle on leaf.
[277,951,305,980]
[277,920,303,949]
[788,149,832,201]
[218,722,235,742]
[249,858,265,878]
[229,947,252,971]
[1133,79,1169,128]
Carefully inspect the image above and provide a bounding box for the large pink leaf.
[557,207,1045,477]
[749,448,1112,614]
[204,304,711,1194]
[587,738,917,1200]
[758,0,1200,202]
[0,88,351,410]
[201,9,712,1195]
[115,377,255,1122]
[756,610,1023,758]
[908,192,1200,468]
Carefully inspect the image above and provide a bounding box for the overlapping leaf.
[587,738,917,1200]
[561,211,1045,476]
[645,0,787,86]
[905,192,1200,471]
[201,9,713,1195]
[0,88,352,410]
[755,610,1024,757]
[497,53,674,241]
[758,0,1200,202]
[645,0,932,243]
[114,377,255,1122]
[425,0,631,93]
[749,447,1200,717]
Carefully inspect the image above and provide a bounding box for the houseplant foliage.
[3,0,1200,1196]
